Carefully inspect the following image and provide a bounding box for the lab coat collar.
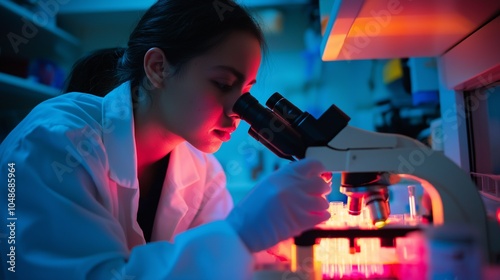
[102,82,201,191]
[167,143,200,190]
[102,82,139,189]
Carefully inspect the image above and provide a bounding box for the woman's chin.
[192,140,223,154]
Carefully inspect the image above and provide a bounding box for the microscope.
[233,92,500,279]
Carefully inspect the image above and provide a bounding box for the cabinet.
[0,0,80,139]
[319,0,500,61]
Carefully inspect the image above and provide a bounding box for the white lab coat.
[0,82,253,279]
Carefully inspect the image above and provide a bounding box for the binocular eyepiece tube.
[233,92,350,160]
[233,92,306,160]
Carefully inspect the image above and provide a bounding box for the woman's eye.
[212,81,233,92]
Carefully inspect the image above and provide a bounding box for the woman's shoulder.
[1,93,105,151]
[39,92,104,124]
[25,93,104,132]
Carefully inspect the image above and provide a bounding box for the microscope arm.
[305,126,498,262]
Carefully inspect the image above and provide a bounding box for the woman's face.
[154,32,262,153]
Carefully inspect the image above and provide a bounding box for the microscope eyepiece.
[232,92,307,160]
[264,92,284,110]
[232,92,261,122]
[265,92,304,125]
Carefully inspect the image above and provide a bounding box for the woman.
[0,0,331,279]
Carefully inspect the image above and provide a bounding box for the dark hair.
[117,0,265,89]
[64,47,125,97]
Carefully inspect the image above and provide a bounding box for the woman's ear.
[143,47,169,89]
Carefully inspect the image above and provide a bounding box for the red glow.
[497,208,500,224]
[321,172,333,184]
[322,263,398,279]
[317,237,401,279]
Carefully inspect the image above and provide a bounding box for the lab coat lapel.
[101,82,138,188]
[151,143,201,242]
[101,83,202,244]
[101,82,144,248]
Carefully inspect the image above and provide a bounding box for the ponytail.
[64,47,125,97]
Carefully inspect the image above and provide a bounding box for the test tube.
[328,202,344,227]
[408,185,417,219]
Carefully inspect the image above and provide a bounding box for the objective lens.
[365,193,390,226]
[347,196,363,216]
[374,220,387,228]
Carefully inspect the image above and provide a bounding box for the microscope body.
[306,125,500,263]
[233,92,500,278]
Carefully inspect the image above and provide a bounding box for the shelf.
[471,172,500,200]
[0,72,61,110]
[320,0,500,61]
[0,1,80,62]
[471,172,500,220]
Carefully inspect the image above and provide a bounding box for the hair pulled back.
[65,48,125,96]
[117,0,265,89]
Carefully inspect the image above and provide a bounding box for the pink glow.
[322,263,398,279]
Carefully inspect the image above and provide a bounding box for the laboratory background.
[1,0,500,279]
